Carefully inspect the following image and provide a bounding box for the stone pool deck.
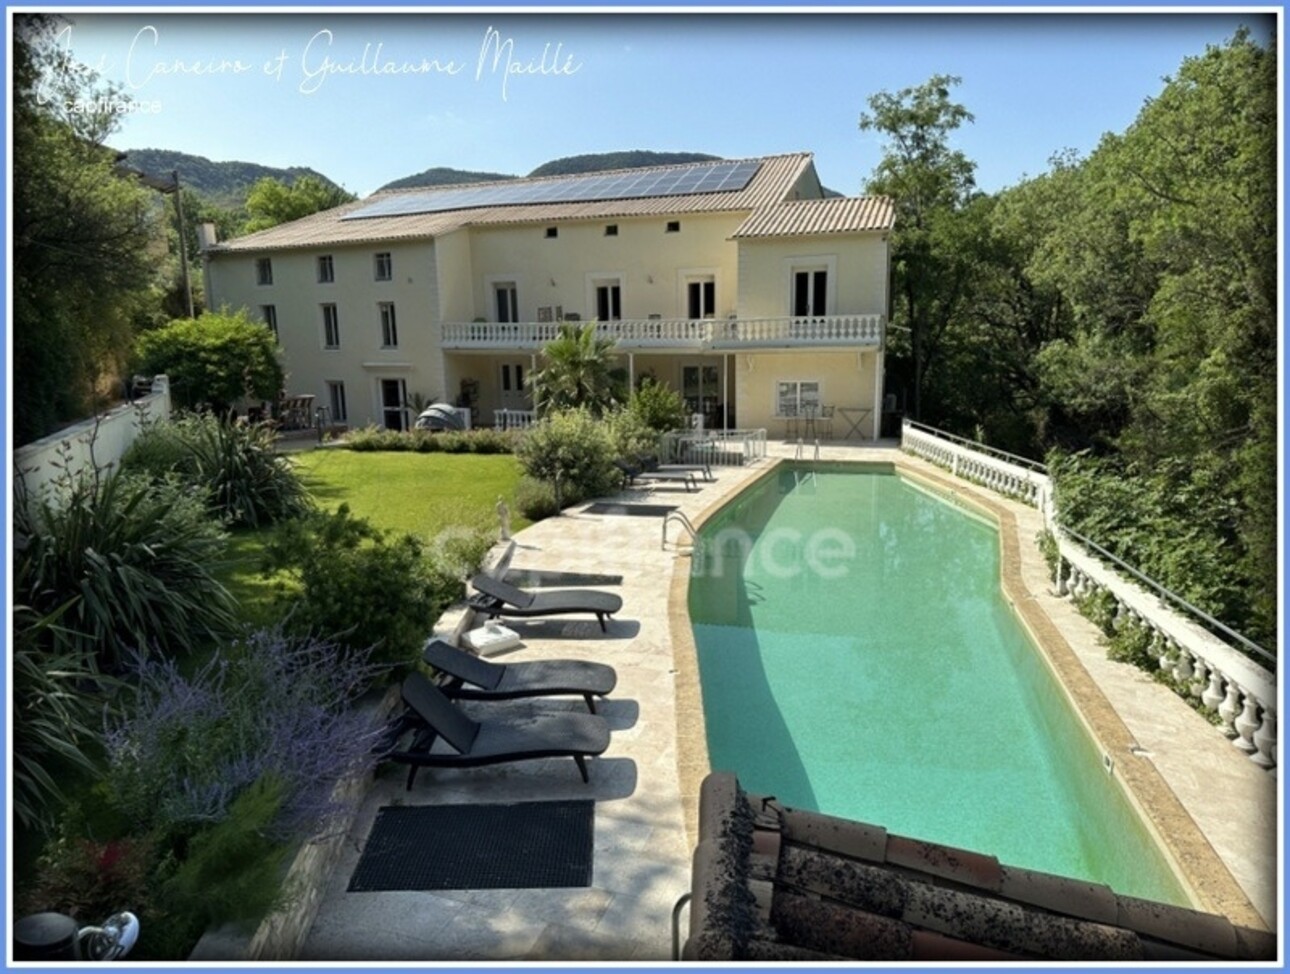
[296,441,1276,961]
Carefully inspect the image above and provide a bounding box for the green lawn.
[215,449,529,627]
[291,449,530,537]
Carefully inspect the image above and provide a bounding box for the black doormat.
[582,503,677,516]
[348,801,595,891]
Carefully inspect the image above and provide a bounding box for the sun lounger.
[384,672,611,789]
[469,574,623,632]
[613,459,699,492]
[423,638,617,713]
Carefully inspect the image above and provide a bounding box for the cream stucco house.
[201,153,894,438]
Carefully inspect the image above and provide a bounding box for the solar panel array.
[341,160,763,221]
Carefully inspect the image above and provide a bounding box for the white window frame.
[327,380,348,422]
[260,305,278,341]
[379,302,398,348]
[494,281,519,323]
[255,257,273,286]
[374,251,393,282]
[774,379,822,418]
[785,255,837,318]
[679,268,719,320]
[317,254,335,284]
[586,272,624,322]
[322,304,340,349]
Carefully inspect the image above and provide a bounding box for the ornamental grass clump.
[123,412,312,528]
[15,465,237,672]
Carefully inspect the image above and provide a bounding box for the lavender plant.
[103,626,388,840]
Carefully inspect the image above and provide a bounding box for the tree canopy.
[865,29,1277,647]
[134,308,285,415]
[528,323,627,416]
[243,176,356,233]
[13,16,161,444]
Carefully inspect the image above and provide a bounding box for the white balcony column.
[1218,682,1242,739]
[722,354,730,430]
[1233,691,1260,754]
[1190,657,1209,699]
[1252,709,1277,769]
[1172,649,1194,683]
[1201,669,1226,711]
[872,348,884,440]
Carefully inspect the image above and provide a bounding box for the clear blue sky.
[50,10,1267,198]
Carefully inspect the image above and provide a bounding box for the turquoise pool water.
[690,464,1188,905]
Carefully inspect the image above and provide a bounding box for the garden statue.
[496,495,511,541]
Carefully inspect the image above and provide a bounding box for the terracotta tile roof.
[209,153,817,254]
[684,773,1276,962]
[732,196,895,238]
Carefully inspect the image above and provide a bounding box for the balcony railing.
[440,315,884,350]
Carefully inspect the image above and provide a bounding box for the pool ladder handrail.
[671,892,692,960]
[792,438,822,461]
[662,510,697,549]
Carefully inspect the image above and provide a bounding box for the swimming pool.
[689,463,1189,906]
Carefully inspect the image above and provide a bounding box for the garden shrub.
[339,426,518,454]
[341,425,406,451]
[514,476,560,521]
[1106,616,1157,670]
[1036,529,1062,584]
[605,407,661,459]
[124,412,312,527]
[103,625,386,839]
[133,308,284,415]
[21,830,161,925]
[628,377,689,433]
[163,774,293,929]
[1073,587,1119,636]
[514,408,617,505]
[15,469,237,671]
[261,505,483,668]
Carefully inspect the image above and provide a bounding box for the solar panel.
[341,159,763,221]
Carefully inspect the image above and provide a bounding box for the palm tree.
[528,322,626,416]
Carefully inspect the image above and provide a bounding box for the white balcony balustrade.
[440,315,884,350]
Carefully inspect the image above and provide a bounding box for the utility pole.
[171,170,194,318]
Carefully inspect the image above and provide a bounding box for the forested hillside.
[378,165,517,192]
[115,148,344,209]
[868,29,1277,648]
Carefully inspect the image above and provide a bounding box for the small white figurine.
[496,495,512,541]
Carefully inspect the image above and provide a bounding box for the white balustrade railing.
[901,421,1048,507]
[493,408,534,430]
[660,428,767,467]
[901,419,1277,771]
[441,315,884,350]
[711,315,885,346]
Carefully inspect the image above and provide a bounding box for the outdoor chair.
[469,574,623,632]
[382,672,611,789]
[423,638,617,713]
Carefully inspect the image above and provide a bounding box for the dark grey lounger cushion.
[470,575,623,616]
[423,640,617,700]
[399,673,610,763]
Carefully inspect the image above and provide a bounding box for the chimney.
[197,222,218,251]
